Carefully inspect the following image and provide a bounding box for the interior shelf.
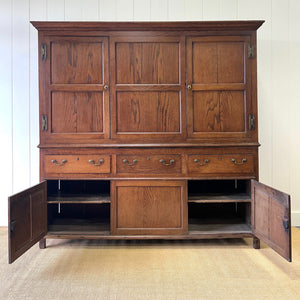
[188,193,251,203]
[48,218,110,235]
[189,218,251,234]
[48,194,110,204]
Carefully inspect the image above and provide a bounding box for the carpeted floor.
[1,228,300,300]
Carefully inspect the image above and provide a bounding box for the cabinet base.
[39,238,46,249]
[253,237,260,249]
[45,232,253,240]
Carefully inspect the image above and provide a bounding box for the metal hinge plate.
[248,44,254,59]
[41,115,48,131]
[249,113,255,130]
[41,44,47,60]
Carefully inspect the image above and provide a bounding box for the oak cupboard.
[8,21,291,264]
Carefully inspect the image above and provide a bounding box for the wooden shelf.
[48,218,110,234]
[188,193,251,203]
[48,194,110,204]
[189,218,251,234]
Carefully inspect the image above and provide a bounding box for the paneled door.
[8,182,47,263]
[110,35,186,142]
[111,180,187,235]
[40,37,109,144]
[186,36,256,142]
[252,180,291,262]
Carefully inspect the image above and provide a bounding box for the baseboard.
[292,211,300,226]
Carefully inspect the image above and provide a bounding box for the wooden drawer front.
[188,154,254,175]
[116,155,182,175]
[44,155,111,174]
[111,180,187,235]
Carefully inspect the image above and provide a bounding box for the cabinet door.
[8,182,47,263]
[252,180,291,261]
[186,36,255,142]
[110,35,186,142]
[111,180,187,235]
[40,37,109,144]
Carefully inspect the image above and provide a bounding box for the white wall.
[0,0,299,226]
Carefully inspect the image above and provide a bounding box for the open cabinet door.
[252,180,291,262]
[8,182,47,263]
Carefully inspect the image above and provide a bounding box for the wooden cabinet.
[8,21,292,263]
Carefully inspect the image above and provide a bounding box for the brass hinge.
[41,115,48,131]
[41,44,47,60]
[248,44,254,59]
[249,113,255,130]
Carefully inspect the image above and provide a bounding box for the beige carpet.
[1,228,300,300]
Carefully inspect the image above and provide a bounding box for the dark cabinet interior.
[47,180,110,234]
[188,180,251,235]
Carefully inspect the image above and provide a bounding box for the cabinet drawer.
[187,154,255,175]
[116,154,182,175]
[44,155,111,174]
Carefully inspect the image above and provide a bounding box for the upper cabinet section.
[32,21,263,146]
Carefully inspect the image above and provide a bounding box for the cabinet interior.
[188,180,252,234]
[47,180,110,234]
[46,179,252,236]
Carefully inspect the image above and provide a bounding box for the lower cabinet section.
[111,180,187,235]
[8,178,291,262]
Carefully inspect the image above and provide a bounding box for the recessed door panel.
[115,42,179,84]
[51,41,103,84]
[192,41,244,84]
[51,92,103,133]
[193,91,245,133]
[116,91,180,133]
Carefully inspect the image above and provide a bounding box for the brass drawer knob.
[89,159,104,166]
[51,159,67,166]
[231,158,247,165]
[187,84,192,90]
[194,158,209,166]
[123,159,138,166]
[159,159,175,166]
[104,84,109,90]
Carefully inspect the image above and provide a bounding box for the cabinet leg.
[253,237,260,249]
[39,238,46,249]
